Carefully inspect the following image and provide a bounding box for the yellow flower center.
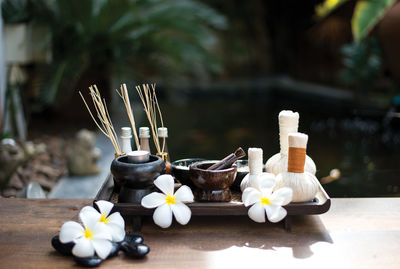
[99,213,109,224]
[165,194,176,205]
[84,228,93,239]
[260,197,271,205]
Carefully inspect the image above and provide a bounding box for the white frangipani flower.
[242,176,293,223]
[141,174,194,228]
[80,200,125,242]
[59,211,112,259]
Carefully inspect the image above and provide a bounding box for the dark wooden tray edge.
[95,173,331,217]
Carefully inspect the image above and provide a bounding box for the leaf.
[352,0,396,42]
[315,0,349,18]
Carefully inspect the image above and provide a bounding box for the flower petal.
[79,206,101,229]
[72,237,95,258]
[80,206,102,219]
[141,192,167,208]
[257,173,276,190]
[92,223,112,241]
[153,203,173,228]
[154,174,175,195]
[107,212,125,230]
[242,187,260,207]
[271,187,293,206]
[95,200,114,217]
[174,185,194,203]
[107,223,126,242]
[92,239,112,259]
[171,203,191,225]
[59,221,84,243]
[248,202,266,223]
[265,204,287,223]
[105,212,125,242]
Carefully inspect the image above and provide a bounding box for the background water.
[141,87,400,198]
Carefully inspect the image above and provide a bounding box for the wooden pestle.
[207,147,246,170]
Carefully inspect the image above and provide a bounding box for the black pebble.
[120,242,150,258]
[74,256,103,267]
[124,234,144,245]
[51,235,74,256]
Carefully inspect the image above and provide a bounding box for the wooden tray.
[95,174,331,231]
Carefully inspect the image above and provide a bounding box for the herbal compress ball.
[266,110,316,176]
[274,133,319,202]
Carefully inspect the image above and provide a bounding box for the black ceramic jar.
[111,155,166,203]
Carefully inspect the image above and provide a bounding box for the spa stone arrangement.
[52,83,331,267]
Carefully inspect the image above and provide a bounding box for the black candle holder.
[110,154,166,203]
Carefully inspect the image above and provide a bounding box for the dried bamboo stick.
[79,85,122,156]
[116,83,140,150]
[136,83,165,155]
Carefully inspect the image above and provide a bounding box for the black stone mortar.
[111,154,166,203]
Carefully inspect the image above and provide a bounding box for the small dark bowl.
[189,160,237,190]
[171,158,205,187]
[110,155,165,190]
[232,160,249,190]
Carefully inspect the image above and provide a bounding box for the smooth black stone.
[51,235,74,256]
[120,242,150,258]
[74,256,103,267]
[107,242,120,258]
[124,234,143,245]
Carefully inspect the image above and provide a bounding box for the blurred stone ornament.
[266,110,316,176]
[67,129,100,176]
[0,138,25,186]
[17,182,46,198]
[274,133,319,202]
[320,168,341,184]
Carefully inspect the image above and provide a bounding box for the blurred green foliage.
[2,0,228,105]
[316,0,395,42]
[1,0,38,23]
[340,37,382,89]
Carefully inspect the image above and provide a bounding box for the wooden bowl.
[189,161,237,202]
[171,158,205,188]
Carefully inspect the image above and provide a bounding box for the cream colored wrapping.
[288,132,308,149]
[266,111,316,176]
[274,132,318,202]
[248,148,263,175]
[278,110,299,155]
[274,171,319,202]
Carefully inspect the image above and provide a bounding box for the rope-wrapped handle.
[287,133,308,173]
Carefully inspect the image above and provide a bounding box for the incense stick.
[79,85,122,156]
[116,83,140,150]
[135,83,165,155]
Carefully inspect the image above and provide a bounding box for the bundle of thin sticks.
[79,85,122,156]
[116,83,140,150]
[135,84,165,155]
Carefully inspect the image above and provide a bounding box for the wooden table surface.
[0,198,399,269]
